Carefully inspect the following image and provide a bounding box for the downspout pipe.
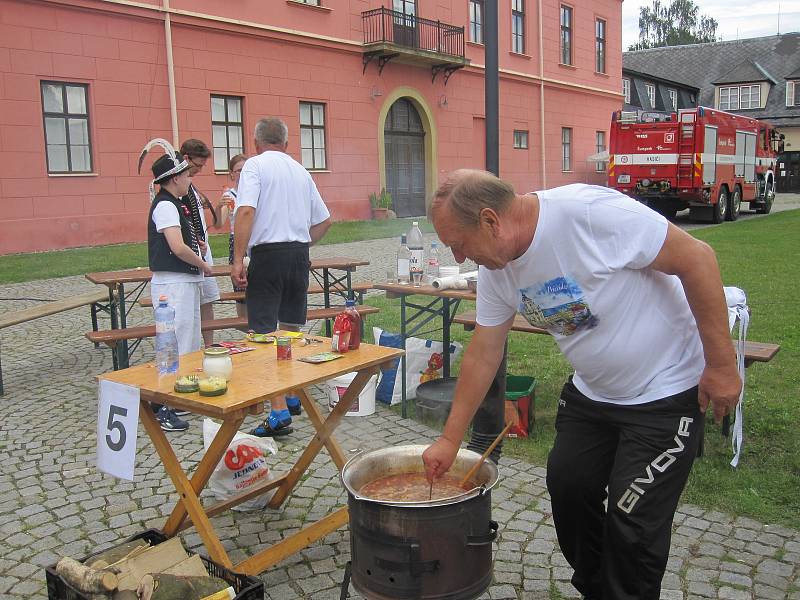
[538,0,546,188]
[164,0,180,148]
[484,0,499,176]
[468,0,506,464]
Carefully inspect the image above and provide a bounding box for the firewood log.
[138,573,230,600]
[55,557,119,593]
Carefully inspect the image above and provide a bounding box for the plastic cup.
[386,269,395,283]
[412,272,423,287]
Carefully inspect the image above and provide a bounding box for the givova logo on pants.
[616,416,693,514]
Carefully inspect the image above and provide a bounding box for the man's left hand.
[231,261,247,288]
[198,239,208,256]
[698,364,742,423]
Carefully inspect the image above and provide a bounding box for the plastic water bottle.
[397,234,411,284]
[154,295,179,383]
[426,241,440,281]
[408,221,425,279]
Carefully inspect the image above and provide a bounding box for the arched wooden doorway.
[384,98,426,217]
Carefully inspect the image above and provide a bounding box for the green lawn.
[364,209,800,529]
[0,218,434,284]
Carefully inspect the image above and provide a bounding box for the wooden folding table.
[99,336,403,575]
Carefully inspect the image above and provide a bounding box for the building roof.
[714,60,778,85]
[623,33,800,121]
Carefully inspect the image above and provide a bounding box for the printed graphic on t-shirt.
[519,276,598,336]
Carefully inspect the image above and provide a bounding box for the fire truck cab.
[608,107,783,223]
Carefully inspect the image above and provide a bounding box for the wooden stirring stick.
[458,421,513,488]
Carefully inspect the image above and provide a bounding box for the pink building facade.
[0,0,622,254]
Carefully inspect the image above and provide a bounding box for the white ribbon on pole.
[724,286,749,468]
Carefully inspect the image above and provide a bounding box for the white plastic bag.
[202,418,278,511]
[373,327,462,405]
[724,286,749,468]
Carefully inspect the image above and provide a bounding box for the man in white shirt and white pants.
[232,117,331,437]
[422,169,741,600]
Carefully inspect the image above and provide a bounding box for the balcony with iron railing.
[361,7,469,84]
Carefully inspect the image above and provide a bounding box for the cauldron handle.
[466,520,499,546]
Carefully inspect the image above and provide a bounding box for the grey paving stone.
[1,244,799,599]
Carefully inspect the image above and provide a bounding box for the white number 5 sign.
[96,380,140,481]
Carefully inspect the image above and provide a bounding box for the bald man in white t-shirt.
[422,169,741,600]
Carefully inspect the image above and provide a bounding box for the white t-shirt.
[236,151,330,248]
[151,200,204,284]
[476,184,704,405]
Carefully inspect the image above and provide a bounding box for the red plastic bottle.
[331,312,351,353]
[344,299,361,350]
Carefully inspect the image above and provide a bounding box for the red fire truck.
[608,107,783,223]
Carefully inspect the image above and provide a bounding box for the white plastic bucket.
[326,372,377,416]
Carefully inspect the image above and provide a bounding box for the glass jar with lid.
[203,347,233,381]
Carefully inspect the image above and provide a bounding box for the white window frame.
[719,84,761,110]
[787,80,799,107]
[469,0,483,44]
[561,127,572,172]
[210,95,244,172]
[595,18,606,74]
[41,81,93,174]
[512,0,525,54]
[668,89,677,111]
[645,83,656,108]
[595,131,606,172]
[513,130,529,149]
[299,101,327,170]
[560,5,572,65]
[622,78,631,104]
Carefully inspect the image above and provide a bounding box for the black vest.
[148,189,201,274]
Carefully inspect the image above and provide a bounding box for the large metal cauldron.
[340,445,499,600]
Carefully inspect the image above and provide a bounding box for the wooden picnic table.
[87,257,369,363]
[373,282,483,417]
[99,334,403,576]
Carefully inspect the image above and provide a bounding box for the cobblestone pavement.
[1,208,799,599]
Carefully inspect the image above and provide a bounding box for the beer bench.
[0,289,110,395]
[86,305,380,370]
[136,282,374,308]
[454,310,781,453]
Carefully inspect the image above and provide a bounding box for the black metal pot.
[340,445,499,600]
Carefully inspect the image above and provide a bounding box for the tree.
[630,0,718,51]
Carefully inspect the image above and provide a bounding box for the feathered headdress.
[138,138,190,201]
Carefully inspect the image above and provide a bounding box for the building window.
[300,101,327,170]
[787,80,800,106]
[469,0,483,44]
[295,0,321,5]
[646,83,656,108]
[40,81,92,174]
[595,18,606,73]
[668,89,677,110]
[560,5,572,65]
[595,131,606,172]
[561,127,572,171]
[622,78,631,103]
[720,84,762,110]
[512,0,525,54]
[513,130,529,149]
[211,95,244,172]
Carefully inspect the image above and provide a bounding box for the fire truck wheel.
[712,188,728,224]
[726,187,742,221]
[756,188,774,214]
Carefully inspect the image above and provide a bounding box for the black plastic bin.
[414,377,458,424]
[45,529,264,600]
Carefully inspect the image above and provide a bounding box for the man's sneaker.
[287,397,302,416]
[251,414,293,437]
[156,407,189,432]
